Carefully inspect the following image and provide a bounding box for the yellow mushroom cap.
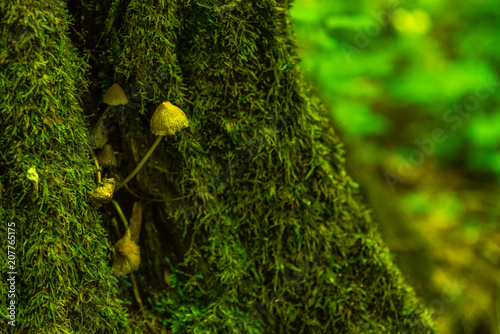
[103,83,128,106]
[150,101,189,136]
[97,144,116,167]
[88,178,115,204]
[112,234,141,276]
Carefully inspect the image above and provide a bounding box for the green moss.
[113,0,186,113]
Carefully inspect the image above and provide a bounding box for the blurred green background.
[290,0,500,333]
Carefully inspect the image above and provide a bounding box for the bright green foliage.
[292,0,500,175]
[291,1,500,332]
[0,1,136,332]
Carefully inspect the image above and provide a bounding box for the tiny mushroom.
[88,177,116,206]
[103,83,128,108]
[150,101,189,136]
[115,101,189,190]
[97,144,117,168]
[91,84,129,149]
[112,230,141,276]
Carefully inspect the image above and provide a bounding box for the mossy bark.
[0,1,136,333]
[1,0,436,333]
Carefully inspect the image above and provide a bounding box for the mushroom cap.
[112,234,141,276]
[103,83,128,106]
[97,144,117,168]
[88,178,115,204]
[150,101,189,136]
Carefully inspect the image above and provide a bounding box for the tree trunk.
[0,0,436,333]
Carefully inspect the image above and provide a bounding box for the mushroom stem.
[116,135,164,191]
[94,156,102,184]
[98,105,111,123]
[92,106,111,133]
[111,199,129,232]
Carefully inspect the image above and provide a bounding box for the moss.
[0,1,137,332]
[113,0,186,113]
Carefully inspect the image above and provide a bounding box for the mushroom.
[88,177,116,205]
[112,229,141,276]
[103,83,128,108]
[150,101,190,137]
[111,200,141,276]
[97,144,117,168]
[115,101,189,191]
[91,83,128,149]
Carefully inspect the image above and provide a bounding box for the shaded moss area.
[0,1,137,333]
[1,0,435,333]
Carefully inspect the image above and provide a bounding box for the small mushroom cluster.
[88,82,189,205]
[87,84,190,278]
[88,83,127,206]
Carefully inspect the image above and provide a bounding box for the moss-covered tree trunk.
[1,0,436,333]
[0,1,136,333]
